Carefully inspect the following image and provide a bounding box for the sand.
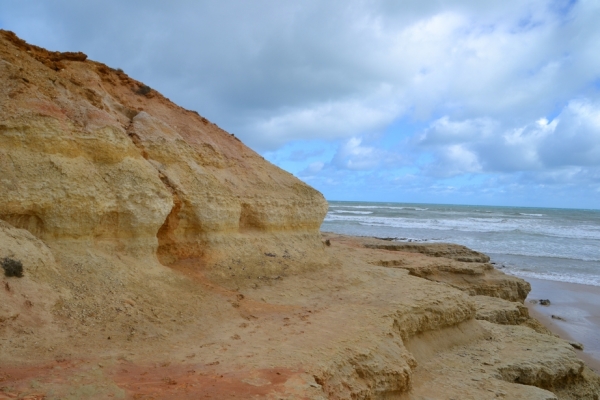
[525,277,600,372]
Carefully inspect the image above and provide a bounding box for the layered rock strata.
[0,30,327,282]
[364,238,531,302]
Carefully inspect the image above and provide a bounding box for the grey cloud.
[539,100,600,167]
[416,98,600,180]
[331,137,405,171]
[520,167,600,186]
[417,117,497,147]
[422,144,482,178]
[4,0,598,152]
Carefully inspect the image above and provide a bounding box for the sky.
[2,0,600,209]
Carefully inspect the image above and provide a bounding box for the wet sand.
[525,277,600,372]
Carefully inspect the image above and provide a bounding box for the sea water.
[321,201,600,287]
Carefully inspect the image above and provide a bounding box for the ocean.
[321,201,600,287]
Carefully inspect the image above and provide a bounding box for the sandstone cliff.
[0,29,327,283]
[1,31,599,399]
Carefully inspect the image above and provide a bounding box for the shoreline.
[523,277,600,373]
[321,231,600,373]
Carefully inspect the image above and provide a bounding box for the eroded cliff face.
[0,30,327,280]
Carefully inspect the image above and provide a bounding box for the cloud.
[5,0,599,151]
[424,144,482,178]
[539,99,600,167]
[247,93,402,149]
[295,136,404,177]
[335,137,406,170]
[417,117,497,146]
[520,166,599,185]
[416,98,600,179]
[333,138,383,170]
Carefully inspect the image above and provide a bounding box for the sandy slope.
[2,229,599,399]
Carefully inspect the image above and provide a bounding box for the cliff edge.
[0,29,327,283]
[1,31,599,399]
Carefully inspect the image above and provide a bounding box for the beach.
[323,201,600,287]
[526,277,600,373]
[322,200,600,374]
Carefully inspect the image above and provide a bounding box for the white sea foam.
[329,205,428,211]
[323,202,600,287]
[328,205,381,209]
[488,249,600,263]
[324,213,600,240]
[331,210,373,215]
[504,269,600,287]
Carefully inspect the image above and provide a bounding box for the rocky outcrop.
[471,294,553,335]
[364,241,491,263]
[364,239,531,302]
[404,321,598,400]
[474,294,530,324]
[323,233,600,399]
[0,30,327,283]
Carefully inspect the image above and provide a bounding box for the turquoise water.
[321,201,600,286]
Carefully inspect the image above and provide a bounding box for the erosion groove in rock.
[1,32,599,399]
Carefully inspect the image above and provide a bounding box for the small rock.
[551,315,565,321]
[528,299,538,304]
[569,341,584,350]
[539,299,551,306]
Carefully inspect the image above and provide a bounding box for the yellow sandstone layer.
[1,31,599,399]
[0,29,327,284]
